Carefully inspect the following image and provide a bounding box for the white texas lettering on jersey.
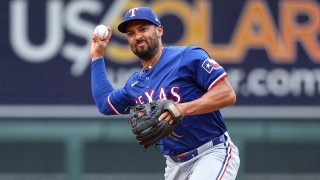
[170,86,181,102]
[145,89,155,102]
[135,86,181,104]
[159,87,167,100]
[137,95,145,105]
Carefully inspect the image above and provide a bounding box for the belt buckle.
[175,149,198,162]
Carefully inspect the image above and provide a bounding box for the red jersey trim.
[208,72,227,91]
[107,95,121,115]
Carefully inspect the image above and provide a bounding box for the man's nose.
[135,32,143,40]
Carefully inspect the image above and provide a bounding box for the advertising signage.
[0,0,319,117]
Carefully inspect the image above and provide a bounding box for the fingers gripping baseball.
[90,26,112,61]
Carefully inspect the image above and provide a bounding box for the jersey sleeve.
[91,59,132,115]
[179,46,227,91]
[107,76,136,114]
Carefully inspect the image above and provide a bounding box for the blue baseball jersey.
[91,46,228,155]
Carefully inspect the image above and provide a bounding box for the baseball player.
[90,7,240,180]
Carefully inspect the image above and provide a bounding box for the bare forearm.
[177,78,236,116]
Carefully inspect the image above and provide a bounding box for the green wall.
[0,117,319,180]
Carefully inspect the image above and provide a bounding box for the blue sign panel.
[1,0,319,109]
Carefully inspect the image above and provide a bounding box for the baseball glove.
[129,100,183,148]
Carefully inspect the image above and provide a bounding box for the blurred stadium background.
[1,0,320,179]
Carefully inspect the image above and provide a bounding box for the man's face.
[126,20,162,60]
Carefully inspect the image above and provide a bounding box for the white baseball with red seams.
[94,24,109,40]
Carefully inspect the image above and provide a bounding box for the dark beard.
[132,31,159,60]
[135,45,153,59]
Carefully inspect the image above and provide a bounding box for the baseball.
[94,24,109,40]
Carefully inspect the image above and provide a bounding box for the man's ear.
[156,26,163,37]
